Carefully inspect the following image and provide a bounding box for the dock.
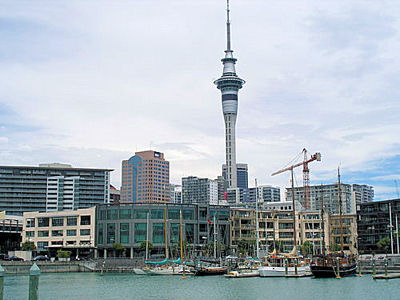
[373,273,400,280]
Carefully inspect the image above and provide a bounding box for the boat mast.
[320,184,326,255]
[255,178,260,258]
[338,167,344,253]
[146,211,150,261]
[180,209,186,278]
[291,167,297,254]
[164,204,169,259]
[213,214,217,259]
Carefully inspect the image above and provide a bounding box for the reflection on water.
[4,273,399,300]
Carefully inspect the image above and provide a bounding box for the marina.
[3,272,400,300]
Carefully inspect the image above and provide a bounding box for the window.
[67,230,76,236]
[37,242,48,249]
[38,218,49,227]
[26,231,35,237]
[183,210,194,220]
[38,231,49,237]
[67,216,77,226]
[80,229,90,236]
[185,224,194,243]
[120,223,129,243]
[170,223,179,243]
[98,224,103,245]
[107,210,118,220]
[52,217,64,227]
[168,209,180,220]
[81,215,91,225]
[107,223,115,244]
[151,209,163,219]
[52,230,63,237]
[26,218,35,228]
[152,223,164,243]
[134,209,148,219]
[119,209,131,219]
[52,241,63,246]
[134,223,147,243]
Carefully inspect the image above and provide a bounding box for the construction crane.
[271,151,321,252]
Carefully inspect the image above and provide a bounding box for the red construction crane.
[272,151,321,209]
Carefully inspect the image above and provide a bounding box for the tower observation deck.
[214,0,245,188]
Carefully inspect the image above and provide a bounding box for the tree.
[377,237,391,253]
[139,241,154,253]
[57,250,71,259]
[112,243,125,257]
[300,241,313,256]
[21,241,36,251]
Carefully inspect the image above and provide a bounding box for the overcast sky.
[1,0,399,200]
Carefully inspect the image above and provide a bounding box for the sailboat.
[258,172,310,277]
[310,168,357,278]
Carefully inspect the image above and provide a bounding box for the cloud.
[0,0,399,200]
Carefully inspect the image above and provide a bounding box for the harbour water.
[4,273,399,300]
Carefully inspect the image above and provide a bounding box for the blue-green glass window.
[218,211,229,221]
[100,210,106,220]
[107,223,116,244]
[170,223,179,244]
[168,209,180,220]
[185,224,194,243]
[183,209,194,220]
[26,231,34,237]
[134,223,147,243]
[107,209,118,220]
[80,229,91,236]
[134,209,148,219]
[98,224,103,244]
[152,223,164,244]
[67,230,76,236]
[151,209,163,219]
[119,209,131,219]
[120,223,129,243]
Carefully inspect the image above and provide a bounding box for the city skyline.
[1,1,399,200]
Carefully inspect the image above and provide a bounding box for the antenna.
[226,0,231,51]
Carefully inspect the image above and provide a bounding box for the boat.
[224,270,259,278]
[258,254,311,277]
[194,266,227,276]
[310,168,358,278]
[310,254,357,278]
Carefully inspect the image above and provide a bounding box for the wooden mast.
[338,167,344,253]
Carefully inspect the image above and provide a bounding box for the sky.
[0,0,399,200]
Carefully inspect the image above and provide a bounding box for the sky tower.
[214,0,245,188]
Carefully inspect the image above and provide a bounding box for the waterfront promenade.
[3,272,399,300]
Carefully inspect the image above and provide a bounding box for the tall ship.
[310,168,357,278]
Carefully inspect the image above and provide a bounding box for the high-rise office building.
[248,185,281,203]
[121,151,170,203]
[182,176,218,205]
[222,163,248,190]
[169,184,182,204]
[0,164,111,215]
[285,183,374,214]
[214,1,245,188]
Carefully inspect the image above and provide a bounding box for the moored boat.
[310,254,357,278]
[224,270,259,278]
[195,266,227,276]
[258,255,311,277]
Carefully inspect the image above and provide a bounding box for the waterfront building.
[357,198,400,254]
[109,185,121,204]
[95,203,230,258]
[226,187,248,205]
[216,175,228,203]
[182,176,218,205]
[121,151,170,203]
[169,184,182,204]
[0,164,112,216]
[214,2,245,189]
[0,211,23,253]
[22,207,96,258]
[286,183,374,214]
[230,207,357,254]
[248,185,280,203]
[222,163,248,190]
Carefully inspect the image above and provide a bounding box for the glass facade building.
[0,164,111,215]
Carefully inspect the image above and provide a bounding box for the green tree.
[57,250,71,259]
[300,241,313,256]
[21,241,36,251]
[377,237,391,253]
[112,243,125,257]
[139,241,154,253]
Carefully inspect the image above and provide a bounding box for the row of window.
[26,216,91,227]
[26,229,91,237]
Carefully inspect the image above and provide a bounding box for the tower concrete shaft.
[214,0,245,188]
